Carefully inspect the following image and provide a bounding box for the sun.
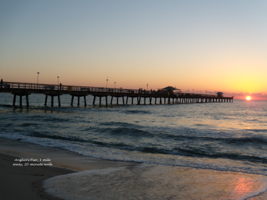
[245,96,252,101]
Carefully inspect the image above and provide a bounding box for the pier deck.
[0,81,233,108]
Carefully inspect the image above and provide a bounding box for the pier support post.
[13,94,16,107]
[12,91,31,108]
[19,95,22,107]
[110,96,113,105]
[26,95,29,107]
[99,96,102,106]
[58,95,61,107]
[71,96,74,107]
[45,95,48,106]
[138,97,141,105]
[77,96,80,107]
[51,96,54,107]
[93,96,96,106]
[43,92,62,108]
[105,96,108,107]
[84,96,86,107]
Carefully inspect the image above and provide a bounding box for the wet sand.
[0,153,71,200]
[1,138,267,200]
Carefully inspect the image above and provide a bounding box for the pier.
[0,81,233,108]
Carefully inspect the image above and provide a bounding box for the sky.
[1,0,267,97]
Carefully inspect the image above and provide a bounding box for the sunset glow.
[245,96,252,101]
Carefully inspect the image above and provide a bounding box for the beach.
[1,138,267,200]
[0,138,135,200]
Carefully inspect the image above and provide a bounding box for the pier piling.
[12,91,31,108]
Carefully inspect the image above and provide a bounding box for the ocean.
[1,93,267,176]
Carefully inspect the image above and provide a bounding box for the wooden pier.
[0,81,233,108]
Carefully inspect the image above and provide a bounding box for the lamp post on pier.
[57,76,60,85]
[105,77,109,91]
[57,76,61,90]
[36,72,40,89]
[114,81,116,92]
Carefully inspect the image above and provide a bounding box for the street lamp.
[114,81,117,92]
[37,72,40,89]
[105,77,109,89]
[57,76,60,85]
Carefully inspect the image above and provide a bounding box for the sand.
[1,138,267,200]
[0,138,134,200]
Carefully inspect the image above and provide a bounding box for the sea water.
[0,93,267,176]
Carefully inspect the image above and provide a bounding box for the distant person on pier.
[0,78,3,88]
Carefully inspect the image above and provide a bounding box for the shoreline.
[1,137,267,200]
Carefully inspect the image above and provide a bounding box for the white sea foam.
[242,179,267,200]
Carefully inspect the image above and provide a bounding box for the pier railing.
[0,81,141,94]
[0,81,222,96]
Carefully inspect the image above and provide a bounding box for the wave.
[26,115,71,123]
[245,129,267,133]
[225,136,267,145]
[19,122,40,127]
[99,121,142,128]
[84,125,267,149]
[150,129,267,146]
[30,132,137,151]
[172,147,267,163]
[140,146,267,164]
[88,126,154,138]
[1,122,14,127]
[29,131,267,164]
[108,127,153,137]
[30,132,87,143]
[124,110,151,114]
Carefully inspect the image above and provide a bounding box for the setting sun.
[245,96,252,101]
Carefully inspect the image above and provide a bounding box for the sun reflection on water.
[233,177,254,196]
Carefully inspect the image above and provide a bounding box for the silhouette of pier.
[0,81,233,108]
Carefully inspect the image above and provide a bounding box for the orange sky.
[1,1,267,98]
